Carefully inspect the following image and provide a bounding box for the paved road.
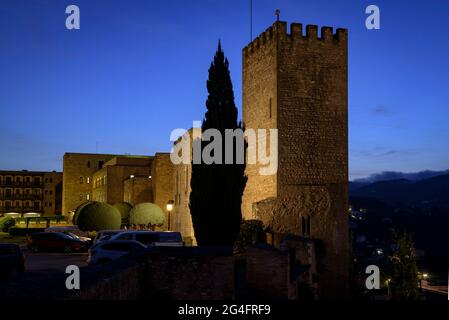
[24,249,88,273]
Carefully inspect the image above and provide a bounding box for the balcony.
[0,182,44,188]
[0,194,43,201]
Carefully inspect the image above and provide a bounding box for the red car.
[27,232,89,253]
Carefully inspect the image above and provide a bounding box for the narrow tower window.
[302,216,311,236]
[269,98,272,119]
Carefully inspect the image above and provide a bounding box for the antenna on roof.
[250,0,253,41]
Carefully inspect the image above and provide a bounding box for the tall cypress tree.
[189,41,247,246]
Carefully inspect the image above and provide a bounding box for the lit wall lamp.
[166,200,174,231]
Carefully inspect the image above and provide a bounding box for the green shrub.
[76,202,121,231]
[113,202,133,220]
[234,219,266,252]
[128,203,165,229]
[73,201,95,225]
[0,216,16,232]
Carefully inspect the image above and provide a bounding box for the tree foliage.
[113,202,133,220]
[128,203,165,229]
[0,216,15,232]
[389,232,419,300]
[76,202,121,231]
[234,220,266,252]
[189,41,247,246]
[72,201,93,225]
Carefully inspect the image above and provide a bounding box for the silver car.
[87,240,147,265]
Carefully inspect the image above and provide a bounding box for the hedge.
[76,202,121,231]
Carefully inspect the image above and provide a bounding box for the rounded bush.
[73,201,95,225]
[113,202,133,220]
[76,202,121,232]
[129,203,165,228]
[0,216,16,232]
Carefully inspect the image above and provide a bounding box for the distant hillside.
[350,173,449,206]
[353,169,449,183]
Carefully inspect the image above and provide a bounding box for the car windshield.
[58,232,76,240]
[65,232,80,239]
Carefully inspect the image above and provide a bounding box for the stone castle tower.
[242,21,349,299]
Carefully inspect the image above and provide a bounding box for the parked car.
[93,230,125,245]
[45,226,89,238]
[87,240,147,265]
[0,244,25,278]
[27,232,90,253]
[109,231,183,247]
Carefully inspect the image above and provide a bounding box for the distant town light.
[130,175,135,179]
[148,175,152,179]
[423,273,429,278]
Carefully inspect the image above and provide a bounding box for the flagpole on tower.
[250,0,253,42]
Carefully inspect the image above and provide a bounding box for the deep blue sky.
[0,0,448,179]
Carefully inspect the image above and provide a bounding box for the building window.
[301,216,311,236]
[50,190,53,195]
[87,177,90,184]
[79,176,84,184]
[49,178,53,183]
[49,202,52,207]
[45,190,48,195]
[98,161,104,170]
[269,98,272,119]
[87,161,91,168]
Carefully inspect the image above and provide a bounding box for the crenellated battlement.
[243,21,347,57]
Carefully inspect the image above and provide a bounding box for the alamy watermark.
[170,121,278,175]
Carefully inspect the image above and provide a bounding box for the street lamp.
[166,200,174,231]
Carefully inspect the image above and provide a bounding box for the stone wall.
[152,153,175,230]
[242,21,350,299]
[244,245,293,300]
[123,177,153,205]
[76,247,234,300]
[242,28,278,219]
[62,153,116,215]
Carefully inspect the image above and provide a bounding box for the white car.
[93,230,126,245]
[87,240,147,265]
[109,231,183,247]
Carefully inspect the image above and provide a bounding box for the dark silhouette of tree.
[389,232,419,300]
[189,41,247,246]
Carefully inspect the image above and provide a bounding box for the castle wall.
[123,177,153,205]
[242,22,350,299]
[151,153,175,230]
[242,28,278,219]
[62,153,115,215]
